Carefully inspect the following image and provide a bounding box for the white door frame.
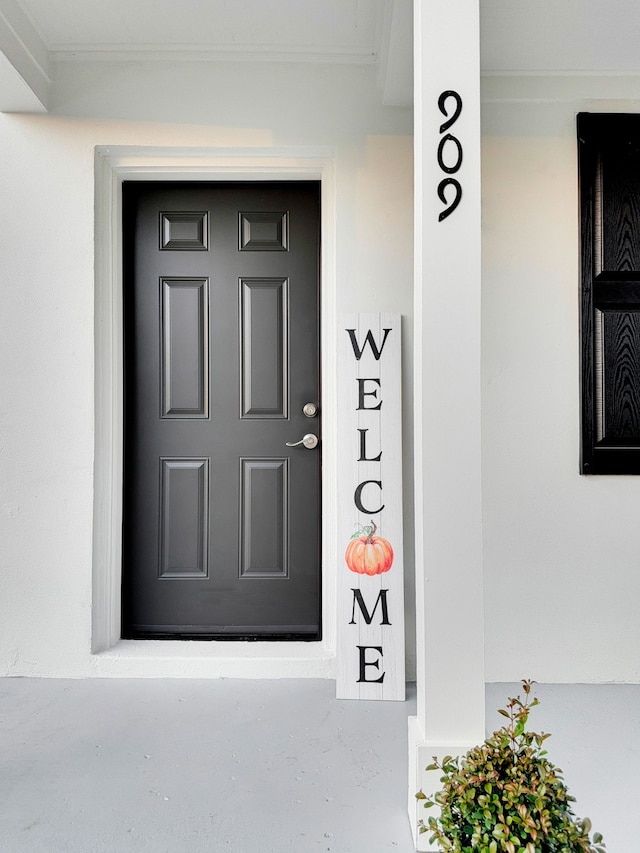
[91,145,338,678]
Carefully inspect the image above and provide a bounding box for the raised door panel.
[161,278,209,418]
[240,278,288,418]
[240,458,288,578]
[159,458,209,579]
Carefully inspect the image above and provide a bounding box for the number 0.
[437,134,463,174]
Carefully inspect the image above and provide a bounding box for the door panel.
[121,182,320,638]
[159,458,209,579]
[239,457,289,578]
[240,278,288,417]
[161,278,209,417]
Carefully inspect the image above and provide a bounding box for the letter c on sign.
[354,480,385,515]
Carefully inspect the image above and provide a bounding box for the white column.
[409,1,484,848]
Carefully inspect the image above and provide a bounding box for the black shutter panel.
[579,113,640,473]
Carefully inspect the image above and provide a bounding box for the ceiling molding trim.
[0,0,50,111]
[0,0,51,109]
[377,0,413,107]
[51,44,378,65]
[482,68,640,78]
[0,49,46,112]
[0,1,49,81]
[377,0,393,96]
[482,73,640,104]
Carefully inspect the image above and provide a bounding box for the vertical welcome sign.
[336,313,405,701]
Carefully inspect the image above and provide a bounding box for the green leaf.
[415,790,427,800]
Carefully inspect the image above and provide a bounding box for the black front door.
[121,181,321,639]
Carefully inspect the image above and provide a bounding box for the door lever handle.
[286,433,319,450]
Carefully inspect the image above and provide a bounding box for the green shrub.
[416,681,605,853]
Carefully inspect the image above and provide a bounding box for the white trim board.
[53,46,378,64]
[92,145,338,678]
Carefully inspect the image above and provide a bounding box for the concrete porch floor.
[0,679,636,852]
[1,678,416,853]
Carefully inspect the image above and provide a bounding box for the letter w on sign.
[346,328,392,361]
[336,313,405,701]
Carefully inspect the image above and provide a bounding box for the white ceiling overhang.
[0,0,413,113]
[5,0,640,116]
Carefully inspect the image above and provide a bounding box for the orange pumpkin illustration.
[345,521,394,576]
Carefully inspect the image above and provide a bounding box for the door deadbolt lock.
[285,433,319,450]
[302,402,318,418]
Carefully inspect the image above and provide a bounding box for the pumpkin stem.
[366,520,377,544]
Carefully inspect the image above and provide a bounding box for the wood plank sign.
[336,313,405,701]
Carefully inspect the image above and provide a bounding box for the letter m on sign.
[350,589,391,625]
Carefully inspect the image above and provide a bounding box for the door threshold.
[91,639,336,679]
[124,631,321,642]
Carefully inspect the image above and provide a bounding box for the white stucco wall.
[3,60,640,685]
[482,82,640,683]
[0,61,414,678]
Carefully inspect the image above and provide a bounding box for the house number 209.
[437,90,463,222]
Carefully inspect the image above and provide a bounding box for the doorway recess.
[92,146,337,678]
